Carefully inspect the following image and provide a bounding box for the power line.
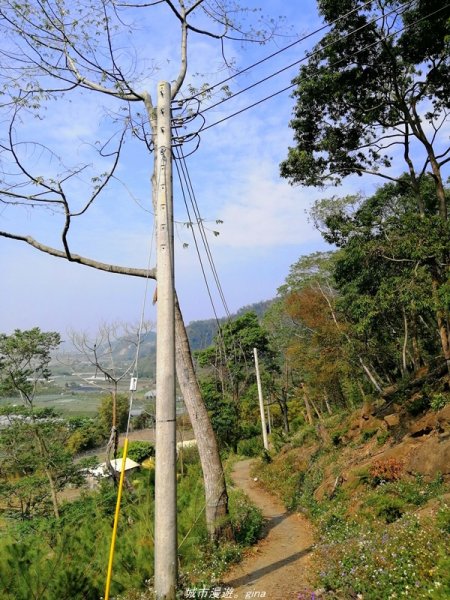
[176,153,231,318]
[173,144,262,378]
[172,149,241,389]
[194,2,448,135]
[177,0,378,104]
[193,0,414,118]
[172,144,231,325]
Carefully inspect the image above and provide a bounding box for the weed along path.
[222,459,316,600]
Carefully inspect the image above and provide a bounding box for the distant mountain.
[187,299,274,351]
[52,299,274,378]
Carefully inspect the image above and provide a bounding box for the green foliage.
[360,428,378,442]
[365,493,405,523]
[118,441,154,463]
[67,416,105,453]
[276,251,337,297]
[291,424,318,447]
[292,464,324,515]
[281,0,450,192]
[318,515,450,599]
[236,435,263,457]
[97,393,130,434]
[197,312,278,451]
[200,379,240,450]
[0,328,61,403]
[0,415,82,519]
[196,311,274,403]
[430,393,450,412]
[0,446,266,598]
[254,430,449,600]
[376,430,391,446]
[228,489,263,545]
[306,177,450,387]
[408,394,431,416]
[436,503,450,535]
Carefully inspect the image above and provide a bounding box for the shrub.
[407,394,430,416]
[436,504,450,534]
[430,393,449,412]
[118,441,154,463]
[236,435,263,457]
[366,494,405,523]
[318,515,450,599]
[228,489,263,545]
[291,424,318,447]
[369,458,404,486]
[376,430,390,446]
[361,428,378,442]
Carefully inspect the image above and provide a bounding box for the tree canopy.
[0,328,61,405]
[280,0,450,219]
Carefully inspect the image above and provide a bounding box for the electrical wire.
[173,140,262,387]
[177,0,379,104]
[173,128,231,318]
[191,0,415,118]
[194,2,449,135]
[173,152,238,388]
[173,146,229,328]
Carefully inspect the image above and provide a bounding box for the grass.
[0,392,102,417]
[0,450,263,599]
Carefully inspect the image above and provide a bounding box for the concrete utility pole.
[154,81,177,600]
[253,347,269,451]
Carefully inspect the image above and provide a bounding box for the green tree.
[0,328,60,404]
[197,312,272,403]
[311,176,450,383]
[98,393,130,436]
[197,312,275,448]
[66,416,105,454]
[281,0,450,213]
[281,0,450,368]
[0,327,79,518]
[0,411,81,519]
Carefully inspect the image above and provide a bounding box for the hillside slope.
[250,402,450,599]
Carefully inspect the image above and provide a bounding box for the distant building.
[85,457,141,488]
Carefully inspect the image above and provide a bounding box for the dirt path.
[222,459,316,600]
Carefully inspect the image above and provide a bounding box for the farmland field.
[0,375,157,417]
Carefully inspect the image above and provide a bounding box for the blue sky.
[0,0,436,336]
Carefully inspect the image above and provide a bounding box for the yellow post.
[104,437,129,600]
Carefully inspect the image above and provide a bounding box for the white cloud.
[214,162,321,248]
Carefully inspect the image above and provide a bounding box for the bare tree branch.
[0,230,156,278]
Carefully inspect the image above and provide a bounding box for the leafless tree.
[0,0,284,540]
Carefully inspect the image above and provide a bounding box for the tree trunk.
[34,429,60,519]
[359,357,383,393]
[278,396,290,434]
[174,298,230,541]
[302,388,314,426]
[402,307,408,374]
[309,395,323,421]
[44,466,60,520]
[324,393,332,415]
[410,312,421,371]
[432,279,450,375]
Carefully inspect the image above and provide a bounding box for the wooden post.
[254,347,269,451]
